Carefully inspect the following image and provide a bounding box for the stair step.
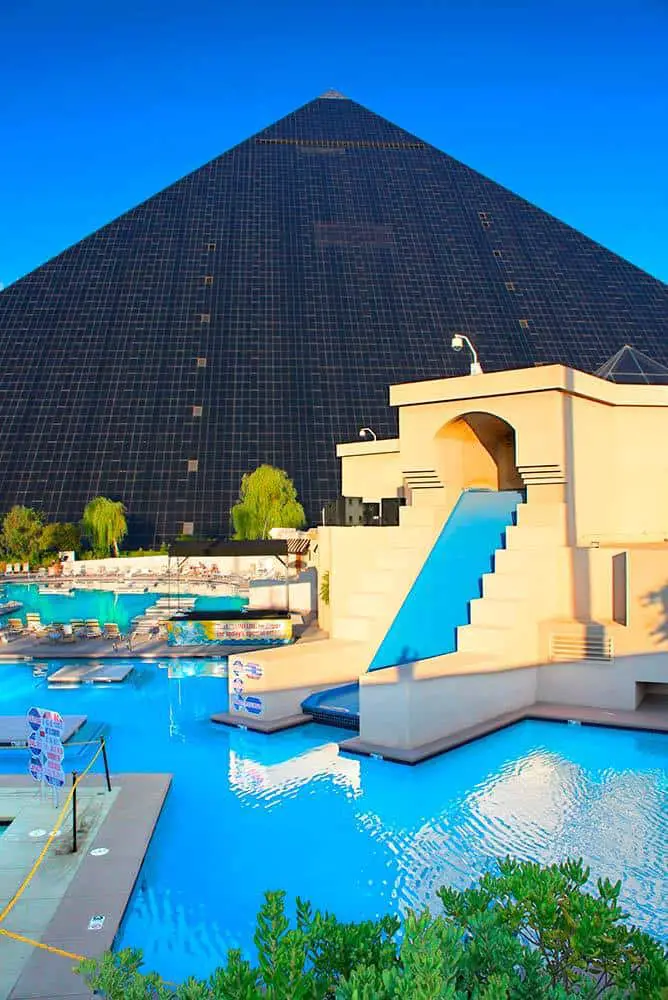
[375,548,423,571]
[504,524,566,549]
[358,568,395,591]
[515,502,568,529]
[493,547,566,575]
[332,615,374,642]
[399,505,449,530]
[469,597,522,628]
[456,623,512,654]
[481,572,530,600]
[349,591,388,617]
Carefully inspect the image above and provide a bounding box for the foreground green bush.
[76,858,668,999]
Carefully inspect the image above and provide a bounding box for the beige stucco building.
[225,364,668,753]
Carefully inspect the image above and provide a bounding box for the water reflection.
[229,742,361,801]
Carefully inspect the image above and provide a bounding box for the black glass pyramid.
[1,93,667,543]
[595,345,668,385]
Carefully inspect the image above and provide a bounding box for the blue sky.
[1,0,666,287]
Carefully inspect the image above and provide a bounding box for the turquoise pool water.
[1,584,247,631]
[0,659,665,984]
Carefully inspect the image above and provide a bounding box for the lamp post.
[359,427,377,441]
[451,334,483,375]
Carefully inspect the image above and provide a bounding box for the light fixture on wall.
[359,427,377,441]
[451,333,483,375]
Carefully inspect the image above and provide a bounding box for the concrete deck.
[0,617,321,661]
[48,663,133,686]
[0,772,171,1000]
[0,717,87,748]
[340,699,668,765]
[211,711,313,733]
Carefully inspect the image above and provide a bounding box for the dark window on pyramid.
[0,94,666,545]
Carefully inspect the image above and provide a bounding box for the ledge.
[211,711,312,734]
[340,700,668,765]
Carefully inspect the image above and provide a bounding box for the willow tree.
[231,465,305,540]
[82,497,128,556]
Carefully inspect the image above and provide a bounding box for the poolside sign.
[26,707,65,789]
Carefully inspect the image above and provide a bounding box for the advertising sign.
[166,617,292,647]
[26,707,65,789]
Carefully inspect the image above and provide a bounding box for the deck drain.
[29,829,47,838]
[90,848,109,857]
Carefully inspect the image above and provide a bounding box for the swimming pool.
[0,658,665,983]
[1,584,247,631]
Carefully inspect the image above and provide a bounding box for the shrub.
[0,505,44,562]
[76,858,668,998]
[319,569,330,606]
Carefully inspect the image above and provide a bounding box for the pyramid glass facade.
[0,94,667,543]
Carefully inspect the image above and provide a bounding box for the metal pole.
[100,736,112,792]
[71,772,78,853]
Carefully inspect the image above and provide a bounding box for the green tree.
[231,465,306,540]
[81,497,128,557]
[40,521,81,556]
[76,859,668,999]
[0,506,44,562]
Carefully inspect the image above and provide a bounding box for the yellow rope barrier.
[0,927,85,962]
[0,742,104,926]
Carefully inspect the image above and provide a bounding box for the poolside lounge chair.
[103,622,123,640]
[84,619,103,638]
[6,618,23,636]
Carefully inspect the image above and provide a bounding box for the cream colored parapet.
[335,363,668,546]
[336,438,402,501]
[388,363,668,409]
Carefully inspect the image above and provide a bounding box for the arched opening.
[435,411,523,494]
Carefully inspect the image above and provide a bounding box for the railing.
[0,736,111,854]
[549,633,614,662]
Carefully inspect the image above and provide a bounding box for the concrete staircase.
[455,500,571,663]
[331,523,443,645]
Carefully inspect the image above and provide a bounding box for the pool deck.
[0,772,171,1000]
[0,716,87,747]
[0,617,323,662]
[340,697,668,764]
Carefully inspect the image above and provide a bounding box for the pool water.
[0,659,666,984]
[1,584,247,632]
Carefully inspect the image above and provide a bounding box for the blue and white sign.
[244,695,263,717]
[26,707,65,788]
[245,662,263,680]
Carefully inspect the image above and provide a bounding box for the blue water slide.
[302,489,524,729]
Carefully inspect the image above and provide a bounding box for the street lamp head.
[359,427,377,441]
[451,334,464,352]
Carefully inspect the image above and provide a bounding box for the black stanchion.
[72,772,78,853]
[100,736,112,791]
